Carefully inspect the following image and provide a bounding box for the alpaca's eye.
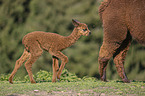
[83,29,87,31]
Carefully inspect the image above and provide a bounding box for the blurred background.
[0,0,145,81]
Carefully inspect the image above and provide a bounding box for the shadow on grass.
[20,81,52,83]
[116,80,145,83]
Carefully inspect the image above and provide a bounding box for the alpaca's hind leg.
[9,49,30,84]
[99,13,128,81]
[24,43,43,83]
[113,32,132,83]
[52,56,59,82]
[24,56,39,83]
[98,43,120,81]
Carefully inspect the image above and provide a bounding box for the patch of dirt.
[7,89,101,96]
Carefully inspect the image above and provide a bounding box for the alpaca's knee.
[14,59,22,70]
[24,56,39,71]
[62,56,68,63]
[98,57,109,65]
[64,57,68,63]
[113,51,126,66]
[15,60,20,66]
[113,56,120,64]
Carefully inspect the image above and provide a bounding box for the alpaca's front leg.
[57,55,68,80]
[52,56,59,82]
[49,50,68,81]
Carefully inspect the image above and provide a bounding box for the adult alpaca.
[98,0,145,83]
[9,19,91,84]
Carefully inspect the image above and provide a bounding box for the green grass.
[0,80,145,96]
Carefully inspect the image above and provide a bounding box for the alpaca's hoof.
[31,81,36,84]
[52,79,56,83]
[57,79,60,82]
[56,76,60,82]
[101,79,108,82]
[57,75,60,79]
[9,77,13,84]
[9,78,13,84]
[9,81,13,84]
[123,79,130,83]
[101,77,107,82]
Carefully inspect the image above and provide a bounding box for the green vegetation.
[0,69,94,83]
[0,80,145,95]
[1,70,145,96]
[0,0,145,82]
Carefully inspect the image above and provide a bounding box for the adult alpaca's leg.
[9,49,30,84]
[113,32,132,83]
[98,43,121,81]
[98,14,128,81]
[52,56,59,82]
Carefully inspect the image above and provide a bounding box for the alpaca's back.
[22,31,66,51]
[99,0,145,44]
[126,0,145,44]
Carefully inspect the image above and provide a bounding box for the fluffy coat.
[9,19,91,83]
[98,0,145,83]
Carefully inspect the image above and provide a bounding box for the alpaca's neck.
[64,28,81,47]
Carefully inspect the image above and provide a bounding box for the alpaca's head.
[72,19,91,36]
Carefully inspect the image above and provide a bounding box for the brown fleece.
[9,19,91,84]
[98,0,145,83]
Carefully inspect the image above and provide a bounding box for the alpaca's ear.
[72,19,80,27]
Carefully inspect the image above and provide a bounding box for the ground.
[1,80,145,96]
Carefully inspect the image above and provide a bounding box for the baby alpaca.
[9,19,91,84]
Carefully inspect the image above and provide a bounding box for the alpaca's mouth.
[86,32,91,36]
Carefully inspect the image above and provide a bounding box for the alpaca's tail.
[9,49,30,84]
[22,35,30,52]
